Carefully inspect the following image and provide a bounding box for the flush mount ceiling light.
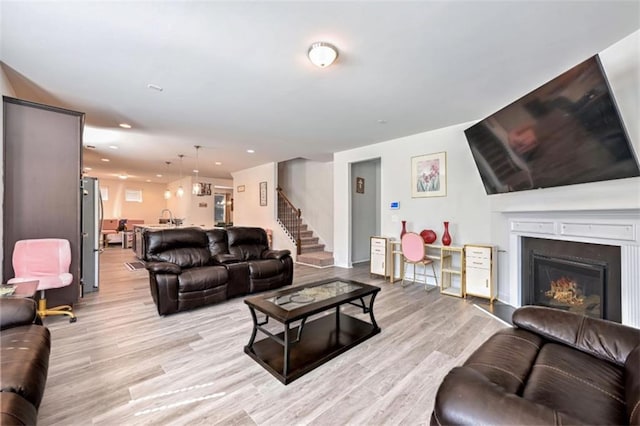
[308,42,338,68]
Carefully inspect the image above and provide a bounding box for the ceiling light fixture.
[176,155,185,198]
[109,145,118,150]
[192,145,202,195]
[215,161,222,166]
[308,42,338,68]
[101,158,110,162]
[247,149,255,154]
[147,83,163,92]
[164,161,172,200]
[119,123,132,129]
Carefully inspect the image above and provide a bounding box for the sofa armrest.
[432,367,582,426]
[513,306,640,366]
[146,261,181,275]
[213,253,241,264]
[0,298,38,330]
[262,249,291,260]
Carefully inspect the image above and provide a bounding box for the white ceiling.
[2,1,638,183]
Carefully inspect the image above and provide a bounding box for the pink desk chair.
[401,232,438,291]
[8,238,77,322]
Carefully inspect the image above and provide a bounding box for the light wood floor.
[37,246,507,425]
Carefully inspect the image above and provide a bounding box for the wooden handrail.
[276,187,302,255]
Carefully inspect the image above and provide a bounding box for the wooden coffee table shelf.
[244,279,381,385]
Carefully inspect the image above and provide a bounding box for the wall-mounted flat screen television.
[464,55,639,195]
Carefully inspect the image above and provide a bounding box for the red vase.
[442,221,452,246]
[400,220,407,239]
[420,229,437,244]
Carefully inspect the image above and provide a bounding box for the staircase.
[295,222,334,267]
[276,187,334,268]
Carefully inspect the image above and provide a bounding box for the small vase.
[400,220,407,239]
[420,229,437,244]
[442,221,452,246]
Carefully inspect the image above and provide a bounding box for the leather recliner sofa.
[431,306,640,425]
[0,298,51,425]
[144,227,293,315]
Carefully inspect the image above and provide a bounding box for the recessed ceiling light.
[101,158,110,162]
[118,174,128,180]
[84,167,92,171]
[215,161,222,166]
[247,149,255,154]
[147,83,163,92]
[109,145,118,150]
[146,179,151,182]
[119,123,132,129]
[156,174,162,178]
[192,169,199,173]
[377,119,387,124]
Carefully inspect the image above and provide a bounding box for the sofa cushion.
[0,325,51,408]
[178,266,228,292]
[523,342,626,425]
[145,228,211,268]
[463,328,542,395]
[626,345,640,424]
[247,259,285,279]
[0,392,38,426]
[227,227,268,260]
[204,229,229,256]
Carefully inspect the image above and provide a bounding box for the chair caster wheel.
[70,317,77,323]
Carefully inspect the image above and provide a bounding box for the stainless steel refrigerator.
[81,177,102,294]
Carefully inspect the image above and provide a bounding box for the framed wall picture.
[411,152,447,198]
[356,177,365,194]
[259,181,267,206]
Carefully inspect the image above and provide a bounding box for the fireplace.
[522,237,621,322]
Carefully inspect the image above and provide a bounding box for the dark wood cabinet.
[3,97,84,308]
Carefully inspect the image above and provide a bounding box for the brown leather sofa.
[0,298,51,425]
[143,227,293,315]
[431,306,640,425]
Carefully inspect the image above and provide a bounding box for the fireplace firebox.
[522,238,621,322]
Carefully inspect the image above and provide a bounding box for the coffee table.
[0,280,39,298]
[244,278,381,384]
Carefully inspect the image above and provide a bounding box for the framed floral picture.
[411,152,447,198]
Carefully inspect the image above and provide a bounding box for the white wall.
[334,122,492,268]
[186,176,233,228]
[232,162,295,253]
[1,66,17,267]
[99,178,167,223]
[277,158,334,251]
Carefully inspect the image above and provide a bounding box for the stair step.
[300,236,319,245]
[297,251,334,267]
[300,230,313,238]
[300,243,325,253]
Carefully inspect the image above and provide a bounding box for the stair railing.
[276,187,302,255]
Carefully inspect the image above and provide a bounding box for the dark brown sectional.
[143,227,293,315]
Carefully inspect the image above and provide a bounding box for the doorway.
[350,158,381,265]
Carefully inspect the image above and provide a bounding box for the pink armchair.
[8,238,77,322]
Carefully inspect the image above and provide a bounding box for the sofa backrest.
[226,227,268,260]
[144,227,211,268]
[204,229,229,256]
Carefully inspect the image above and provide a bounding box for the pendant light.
[163,161,172,200]
[192,145,201,195]
[176,154,185,198]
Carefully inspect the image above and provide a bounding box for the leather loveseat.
[143,226,293,315]
[0,298,51,425]
[431,306,640,425]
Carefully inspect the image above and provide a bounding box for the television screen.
[464,55,639,195]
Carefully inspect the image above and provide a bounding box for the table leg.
[283,322,290,377]
[247,307,259,349]
[368,292,380,331]
[335,306,341,336]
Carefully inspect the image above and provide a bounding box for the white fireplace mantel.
[504,208,640,327]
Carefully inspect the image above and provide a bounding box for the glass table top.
[267,280,363,311]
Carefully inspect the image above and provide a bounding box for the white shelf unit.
[440,246,464,297]
[370,236,389,278]
[464,244,497,302]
